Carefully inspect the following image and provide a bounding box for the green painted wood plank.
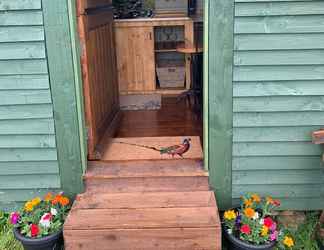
[234,65,324,81]
[42,0,84,197]
[233,142,322,156]
[0,10,43,26]
[0,26,44,42]
[233,184,322,199]
[208,0,234,209]
[0,175,60,189]
[234,96,324,112]
[0,135,56,148]
[0,89,51,105]
[233,126,319,142]
[0,161,59,175]
[0,42,45,60]
[0,104,53,120]
[0,188,60,203]
[235,0,316,2]
[0,119,55,135]
[234,80,324,97]
[0,0,41,10]
[233,197,324,211]
[233,156,322,170]
[235,34,324,50]
[0,148,57,162]
[234,50,324,66]
[235,2,324,16]
[234,112,324,127]
[0,75,49,90]
[0,59,47,75]
[235,15,324,34]
[233,169,322,185]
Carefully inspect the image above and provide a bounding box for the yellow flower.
[244,199,253,207]
[260,225,268,236]
[31,197,41,207]
[251,194,261,203]
[224,210,237,220]
[24,201,34,212]
[283,236,294,248]
[266,196,273,204]
[244,207,255,219]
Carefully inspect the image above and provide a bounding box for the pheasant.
[115,138,192,158]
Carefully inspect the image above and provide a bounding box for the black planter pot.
[14,228,63,250]
[318,240,324,250]
[223,226,276,250]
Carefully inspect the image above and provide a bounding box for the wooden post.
[42,0,84,197]
[208,0,234,209]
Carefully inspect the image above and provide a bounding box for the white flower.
[51,208,57,216]
[259,218,264,225]
[227,229,232,234]
[39,213,52,228]
[253,211,259,220]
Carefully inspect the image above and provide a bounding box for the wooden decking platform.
[64,159,221,249]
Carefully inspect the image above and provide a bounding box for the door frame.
[44,0,234,208]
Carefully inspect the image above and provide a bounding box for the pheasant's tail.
[114,141,162,152]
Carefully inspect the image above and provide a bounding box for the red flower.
[273,199,281,207]
[264,217,273,228]
[240,224,251,235]
[30,224,39,237]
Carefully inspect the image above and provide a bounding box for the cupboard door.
[115,26,155,93]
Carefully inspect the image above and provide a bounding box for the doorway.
[76,0,206,163]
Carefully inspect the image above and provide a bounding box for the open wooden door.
[77,0,120,159]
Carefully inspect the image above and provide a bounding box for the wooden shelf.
[155,49,178,52]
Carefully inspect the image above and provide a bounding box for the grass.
[0,211,23,250]
[274,211,321,250]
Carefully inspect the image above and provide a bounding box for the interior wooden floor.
[115,96,202,138]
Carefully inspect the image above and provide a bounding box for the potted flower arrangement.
[9,192,71,250]
[222,193,294,250]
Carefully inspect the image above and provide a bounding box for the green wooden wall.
[232,0,324,210]
[0,0,61,210]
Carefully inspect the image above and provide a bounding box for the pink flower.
[270,222,277,231]
[39,213,52,228]
[10,212,20,224]
[270,231,278,241]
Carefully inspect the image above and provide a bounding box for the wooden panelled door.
[77,0,119,159]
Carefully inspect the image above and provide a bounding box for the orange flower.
[44,192,53,202]
[244,207,255,219]
[244,199,253,207]
[51,194,62,205]
[59,196,70,206]
[251,194,261,203]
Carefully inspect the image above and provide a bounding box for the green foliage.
[0,211,23,250]
[275,212,321,250]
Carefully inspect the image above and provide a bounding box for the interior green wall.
[0,0,61,210]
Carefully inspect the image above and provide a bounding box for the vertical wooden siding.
[0,0,60,210]
[233,0,324,210]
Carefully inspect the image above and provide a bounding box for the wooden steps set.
[64,159,221,250]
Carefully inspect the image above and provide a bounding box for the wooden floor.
[115,97,202,138]
[64,159,221,250]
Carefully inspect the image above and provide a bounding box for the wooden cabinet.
[114,25,155,93]
[114,18,194,94]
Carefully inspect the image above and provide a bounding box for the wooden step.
[64,228,220,250]
[73,191,216,209]
[84,160,210,193]
[65,207,219,230]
